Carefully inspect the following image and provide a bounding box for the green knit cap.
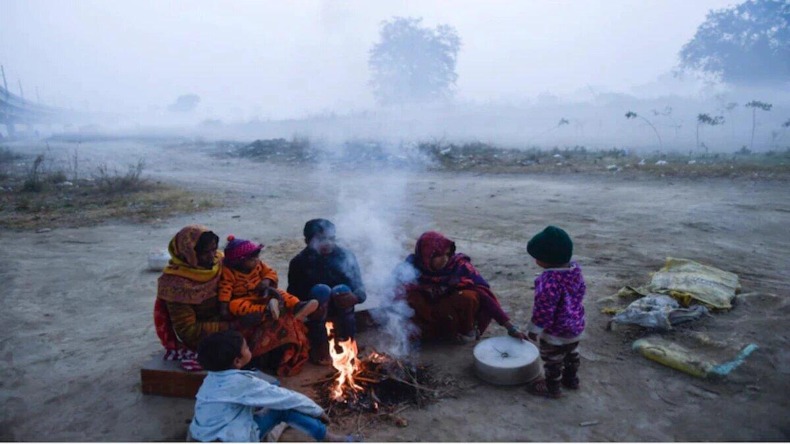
[527,226,573,265]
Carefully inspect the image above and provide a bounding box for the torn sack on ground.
[603,257,740,311]
[611,294,709,330]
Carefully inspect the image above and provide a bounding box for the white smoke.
[332,168,420,357]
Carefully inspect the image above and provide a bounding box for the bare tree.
[745,100,773,150]
[625,111,663,149]
[696,114,725,154]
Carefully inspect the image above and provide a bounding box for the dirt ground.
[1,140,788,441]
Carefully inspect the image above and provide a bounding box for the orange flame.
[326,322,363,400]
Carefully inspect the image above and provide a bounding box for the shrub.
[21,155,45,192]
[94,159,148,193]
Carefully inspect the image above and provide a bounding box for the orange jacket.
[219,261,300,315]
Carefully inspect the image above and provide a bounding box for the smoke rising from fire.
[331,170,421,358]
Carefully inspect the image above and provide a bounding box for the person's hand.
[238,312,264,328]
[504,322,527,341]
[318,412,331,424]
[526,332,539,344]
[334,292,358,310]
[508,328,528,341]
[256,283,277,297]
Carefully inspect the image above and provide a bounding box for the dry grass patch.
[0,151,219,231]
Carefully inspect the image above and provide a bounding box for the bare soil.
[0,139,788,441]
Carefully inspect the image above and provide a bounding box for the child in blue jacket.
[189,330,352,442]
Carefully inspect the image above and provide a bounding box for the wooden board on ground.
[140,353,279,398]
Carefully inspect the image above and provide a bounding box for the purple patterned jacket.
[527,262,586,343]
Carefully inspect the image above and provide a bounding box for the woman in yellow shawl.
[154,225,309,376]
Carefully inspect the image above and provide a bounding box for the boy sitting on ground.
[189,330,353,442]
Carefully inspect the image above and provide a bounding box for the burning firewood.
[312,324,456,419]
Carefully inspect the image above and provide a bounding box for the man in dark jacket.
[287,219,367,365]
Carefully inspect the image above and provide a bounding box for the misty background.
[2,0,789,151]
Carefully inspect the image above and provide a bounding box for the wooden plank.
[140,353,278,399]
[140,353,206,398]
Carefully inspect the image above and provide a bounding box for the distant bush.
[21,155,45,192]
[94,159,148,193]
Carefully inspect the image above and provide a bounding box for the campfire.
[313,322,454,420]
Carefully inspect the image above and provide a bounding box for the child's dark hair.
[197,330,245,371]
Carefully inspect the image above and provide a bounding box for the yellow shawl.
[157,225,223,304]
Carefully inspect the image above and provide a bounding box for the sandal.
[525,378,562,399]
[294,300,319,322]
[267,298,280,321]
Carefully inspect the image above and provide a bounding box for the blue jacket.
[189,370,323,442]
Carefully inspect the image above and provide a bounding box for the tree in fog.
[625,111,663,149]
[696,113,725,153]
[679,0,789,86]
[745,100,772,150]
[168,94,201,113]
[368,17,461,106]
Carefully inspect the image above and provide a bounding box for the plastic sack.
[608,257,740,310]
[633,336,758,379]
[612,294,709,330]
[647,257,740,309]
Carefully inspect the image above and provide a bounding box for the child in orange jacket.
[219,235,317,322]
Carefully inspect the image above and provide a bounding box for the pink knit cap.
[223,235,263,263]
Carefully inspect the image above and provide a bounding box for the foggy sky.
[1,0,735,120]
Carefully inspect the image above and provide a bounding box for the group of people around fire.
[154,218,586,441]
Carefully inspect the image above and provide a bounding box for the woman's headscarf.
[412,231,456,272]
[157,225,223,304]
[409,231,488,288]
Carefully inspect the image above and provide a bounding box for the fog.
[2,0,789,151]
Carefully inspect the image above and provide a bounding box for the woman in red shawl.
[154,225,309,376]
[398,231,527,343]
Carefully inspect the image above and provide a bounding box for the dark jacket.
[287,246,367,303]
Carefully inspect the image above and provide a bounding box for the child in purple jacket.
[524,226,586,399]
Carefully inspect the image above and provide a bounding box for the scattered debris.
[604,258,755,380]
[611,294,709,330]
[633,337,758,379]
